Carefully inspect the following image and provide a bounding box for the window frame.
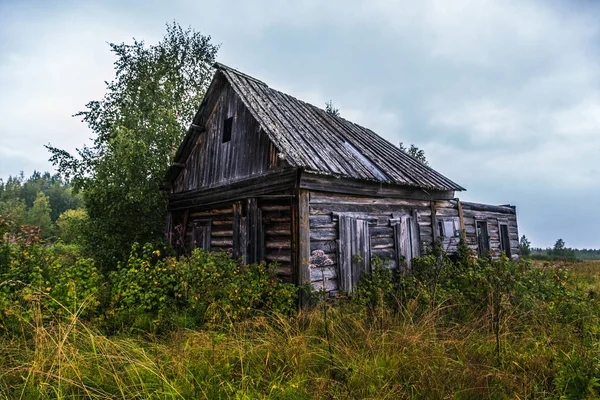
[475,220,490,256]
[192,219,212,251]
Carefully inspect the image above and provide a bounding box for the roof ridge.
[213,62,268,87]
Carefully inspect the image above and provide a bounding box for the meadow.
[2,225,600,400]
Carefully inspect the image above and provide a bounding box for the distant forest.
[0,171,83,241]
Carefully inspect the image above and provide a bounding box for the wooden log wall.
[173,84,285,193]
[260,198,293,283]
[434,200,520,257]
[307,192,434,294]
[432,200,465,253]
[182,206,235,254]
[173,197,294,283]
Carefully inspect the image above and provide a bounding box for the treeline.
[0,171,84,241]
[523,237,600,261]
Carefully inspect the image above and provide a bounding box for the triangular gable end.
[168,72,290,193]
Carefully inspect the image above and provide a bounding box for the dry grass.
[1,260,599,399]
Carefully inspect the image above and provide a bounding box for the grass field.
[1,259,600,399]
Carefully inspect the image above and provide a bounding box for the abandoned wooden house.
[164,63,520,295]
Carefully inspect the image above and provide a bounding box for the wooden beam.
[460,201,516,214]
[430,201,438,243]
[168,169,298,211]
[299,171,455,201]
[456,199,467,242]
[298,189,311,307]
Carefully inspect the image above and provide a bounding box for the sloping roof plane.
[169,63,466,192]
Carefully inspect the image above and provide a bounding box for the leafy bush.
[108,243,297,332]
[0,221,103,333]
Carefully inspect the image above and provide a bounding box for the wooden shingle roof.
[214,63,464,192]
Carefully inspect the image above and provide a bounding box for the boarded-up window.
[338,215,371,293]
[392,213,420,272]
[499,224,511,258]
[476,220,490,255]
[193,220,211,251]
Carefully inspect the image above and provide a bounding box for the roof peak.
[213,62,268,87]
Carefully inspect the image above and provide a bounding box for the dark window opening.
[476,220,490,255]
[222,117,233,143]
[438,221,445,238]
[500,224,511,258]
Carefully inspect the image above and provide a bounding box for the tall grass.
[2,258,600,399]
[1,287,596,398]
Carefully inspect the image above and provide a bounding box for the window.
[499,224,511,258]
[438,218,459,238]
[193,220,211,251]
[476,220,490,255]
[338,215,371,293]
[222,117,233,143]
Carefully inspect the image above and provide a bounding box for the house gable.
[171,78,288,193]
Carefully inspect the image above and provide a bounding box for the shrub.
[108,243,297,332]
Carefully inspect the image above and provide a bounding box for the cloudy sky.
[1,0,599,248]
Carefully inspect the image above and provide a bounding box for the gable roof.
[169,63,465,192]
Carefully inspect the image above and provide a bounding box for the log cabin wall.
[433,200,519,258]
[172,83,285,193]
[306,191,435,295]
[172,196,294,283]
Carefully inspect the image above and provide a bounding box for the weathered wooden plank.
[211,239,233,247]
[371,237,394,249]
[310,240,337,253]
[371,247,395,259]
[300,173,455,200]
[436,208,459,217]
[310,228,337,241]
[310,266,337,282]
[430,201,438,243]
[265,240,291,249]
[370,226,394,238]
[168,169,298,211]
[266,252,291,263]
[298,190,311,301]
[212,230,233,237]
[311,278,338,293]
[309,193,430,207]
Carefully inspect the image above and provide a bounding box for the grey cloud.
[0,0,598,248]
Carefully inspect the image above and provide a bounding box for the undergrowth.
[1,220,600,399]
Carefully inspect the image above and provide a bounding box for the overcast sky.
[1,0,599,248]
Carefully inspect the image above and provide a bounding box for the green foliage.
[520,234,532,256]
[0,222,102,325]
[109,243,297,332]
[0,171,82,241]
[1,229,600,398]
[325,100,340,116]
[55,208,88,245]
[46,22,219,271]
[399,141,429,165]
[24,191,53,238]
